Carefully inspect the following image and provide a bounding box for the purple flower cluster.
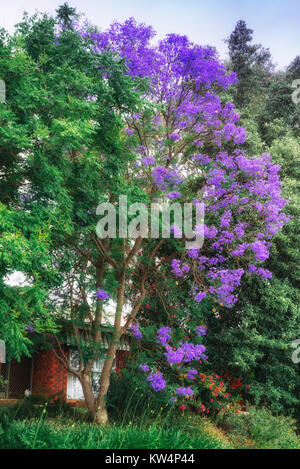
[75,18,289,308]
[95,289,110,301]
[250,241,270,262]
[157,327,172,346]
[130,323,143,340]
[140,364,150,373]
[152,166,184,191]
[146,372,166,391]
[166,191,182,199]
[248,265,272,279]
[169,133,182,141]
[186,369,198,380]
[164,343,207,365]
[141,156,155,166]
[132,324,207,398]
[176,386,194,396]
[195,291,206,303]
[195,325,207,336]
[171,259,190,277]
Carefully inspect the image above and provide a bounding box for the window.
[67,349,107,400]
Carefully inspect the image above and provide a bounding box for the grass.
[0,394,299,449]
[0,413,231,449]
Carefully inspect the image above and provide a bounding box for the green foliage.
[0,392,74,420]
[0,9,143,359]
[217,407,299,449]
[0,415,227,449]
[107,371,170,423]
[226,20,272,107]
[0,376,8,397]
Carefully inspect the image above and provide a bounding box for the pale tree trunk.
[94,345,117,425]
[80,372,97,418]
[94,269,126,425]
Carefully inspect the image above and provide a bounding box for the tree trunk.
[95,269,126,425]
[94,343,117,425]
[80,372,97,420]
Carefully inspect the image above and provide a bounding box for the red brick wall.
[32,348,69,399]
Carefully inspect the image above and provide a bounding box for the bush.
[0,392,74,421]
[107,371,171,423]
[216,406,299,449]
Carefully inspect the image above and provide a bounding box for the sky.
[0,0,299,70]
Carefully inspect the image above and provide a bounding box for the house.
[0,324,131,406]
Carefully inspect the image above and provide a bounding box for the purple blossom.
[147,372,166,391]
[157,327,172,345]
[95,289,110,301]
[165,343,207,365]
[152,166,184,191]
[141,156,155,166]
[195,325,207,336]
[256,267,272,279]
[195,291,206,302]
[166,191,182,199]
[169,133,182,141]
[186,369,198,380]
[171,259,190,277]
[74,17,289,312]
[176,386,194,396]
[130,323,143,340]
[220,210,232,228]
[187,249,200,259]
[251,241,269,261]
[140,364,150,373]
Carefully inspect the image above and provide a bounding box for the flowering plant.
[130,321,240,415]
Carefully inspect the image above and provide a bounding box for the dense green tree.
[226,20,273,108]
[0,27,58,359]
[288,55,300,80]
[55,2,80,29]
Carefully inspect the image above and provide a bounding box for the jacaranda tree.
[2,9,289,424]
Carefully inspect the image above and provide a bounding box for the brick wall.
[31,348,130,400]
[32,348,69,399]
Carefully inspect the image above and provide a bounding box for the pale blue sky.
[1,0,299,69]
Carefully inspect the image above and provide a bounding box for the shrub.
[216,406,299,449]
[0,392,74,421]
[107,371,171,424]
